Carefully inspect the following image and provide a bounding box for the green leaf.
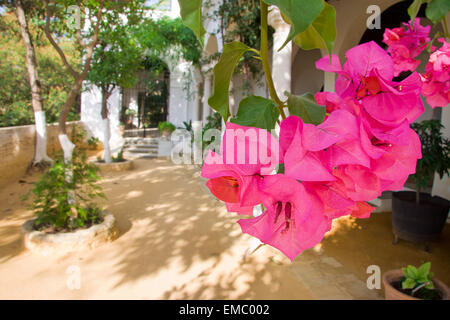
[417,262,431,279]
[294,2,336,56]
[177,0,206,44]
[263,0,324,50]
[426,0,450,24]
[408,0,426,21]
[425,281,435,290]
[402,278,417,290]
[285,92,326,125]
[231,96,280,131]
[405,265,419,279]
[208,42,252,121]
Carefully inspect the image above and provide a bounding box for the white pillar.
[202,74,212,122]
[268,6,292,102]
[432,106,450,200]
[129,90,139,128]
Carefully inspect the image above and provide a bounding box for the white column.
[268,6,292,102]
[202,74,212,122]
[432,106,450,200]
[129,90,139,128]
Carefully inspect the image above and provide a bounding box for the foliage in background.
[0,11,79,127]
[135,16,202,66]
[411,120,450,197]
[24,127,105,231]
[158,121,176,133]
[87,22,143,102]
[217,0,273,89]
[202,111,222,151]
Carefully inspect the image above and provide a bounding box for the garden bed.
[21,212,119,256]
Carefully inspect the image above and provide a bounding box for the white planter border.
[21,212,119,256]
[95,159,134,172]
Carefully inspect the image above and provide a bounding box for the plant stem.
[442,18,449,40]
[259,0,286,119]
[411,281,430,297]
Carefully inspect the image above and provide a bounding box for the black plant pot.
[392,191,450,244]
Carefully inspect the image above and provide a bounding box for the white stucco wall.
[81,84,124,155]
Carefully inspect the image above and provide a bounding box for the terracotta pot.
[383,269,450,300]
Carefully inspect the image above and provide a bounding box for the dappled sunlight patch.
[125,190,143,199]
[144,203,171,213]
[324,215,359,238]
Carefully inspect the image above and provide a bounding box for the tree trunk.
[58,77,82,161]
[101,86,112,163]
[15,0,52,164]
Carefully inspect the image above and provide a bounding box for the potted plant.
[383,262,449,300]
[392,120,450,248]
[158,121,176,140]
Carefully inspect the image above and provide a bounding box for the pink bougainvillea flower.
[202,155,262,207]
[387,43,421,76]
[219,122,282,175]
[225,202,254,216]
[279,115,336,181]
[202,122,282,209]
[370,127,422,190]
[359,115,411,160]
[350,201,375,219]
[361,69,424,126]
[332,165,382,202]
[315,92,362,116]
[421,38,450,108]
[238,175,332,261]
[382,27,404,46]
[316,41,424,126]
[280,112,370,182]
[383,19,431,76]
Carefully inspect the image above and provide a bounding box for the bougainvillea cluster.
[382,18,431,77]
[383,18,449,109]
[421,38,450,108]
[201,41,424,261]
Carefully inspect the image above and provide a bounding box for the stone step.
[123,151,158,159]
[126,148,158,154]
[132,144,158,149]
[124,137,159,143]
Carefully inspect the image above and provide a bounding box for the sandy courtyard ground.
[0,158,449,299]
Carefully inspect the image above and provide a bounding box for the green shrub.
[112,148,125,163]
[24,134,105,231]
[202,112,222,151]
[411,120,450,202]
[87,136,100,149]
[158,121,176,133]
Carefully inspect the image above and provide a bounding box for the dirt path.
[0,159,448,299]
